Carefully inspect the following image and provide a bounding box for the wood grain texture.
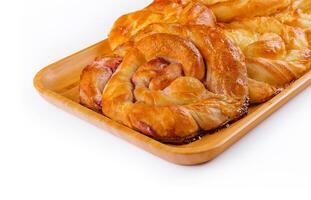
[34,40,311,165]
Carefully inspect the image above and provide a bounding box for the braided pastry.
[222,16,311,103]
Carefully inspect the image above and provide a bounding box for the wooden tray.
[34,40,311,165]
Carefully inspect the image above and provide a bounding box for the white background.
[1,0,310,199]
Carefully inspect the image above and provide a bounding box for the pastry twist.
[80,6,249,143]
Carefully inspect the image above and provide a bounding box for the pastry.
[80,3,249,143]
[222,16,311,103]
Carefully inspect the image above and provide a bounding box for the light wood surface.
[34,40,311,165]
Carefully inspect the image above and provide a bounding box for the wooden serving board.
[34,40,311,165]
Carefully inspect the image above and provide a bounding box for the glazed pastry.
[223,16,311,103]
[81,5,249,143]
